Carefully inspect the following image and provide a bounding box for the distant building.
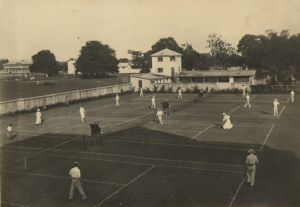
[130,48,183,90]
[150,48,183,76]
[118,62,140,73]
[1,60,31,74]
[67,58,77,74]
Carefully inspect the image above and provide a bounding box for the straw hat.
[153,96,155,97]
[248,149,255,154]
[37,109,40,112]
[222,113,226,115]
[74,162,79,166]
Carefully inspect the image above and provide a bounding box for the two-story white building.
[130,48,183,90]
[67,58,77,74]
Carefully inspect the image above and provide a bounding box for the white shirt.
[79,107,85,113]
[273,101,280,107]
[291,91,295,95]
[152,98,155,102]
[246,95,250,100]
[69,167,81,179]
[156,111,164,116]
[178,89,182,93]
[7,126,12,132]
[246,154,258,165]
[36,112,41,117]
[115,96,119,101]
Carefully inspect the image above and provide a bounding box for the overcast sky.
[1,0,299,62]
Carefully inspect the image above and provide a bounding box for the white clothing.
[140,88,144,97]
[7,126,12,132]
[115,96,119,106]
[178,89,182,99]
[69,167,81,179]
[273,101,280,116]
[79,107,86,122]
[36,112,42,124]
[244,95,251,108]
[156,110,165,125]
[151,98,156,109]
[290,91,295,102]
[246,154,258,186]
[222,115,233,129]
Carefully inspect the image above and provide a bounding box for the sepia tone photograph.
[0,0,300,206]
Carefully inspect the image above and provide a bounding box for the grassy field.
[0,92,299,207]
[0,74,129,102]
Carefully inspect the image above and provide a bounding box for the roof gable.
[151,48,183,57]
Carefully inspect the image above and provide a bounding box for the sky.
[1,0,300,62]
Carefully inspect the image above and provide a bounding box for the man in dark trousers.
[198,89,205,102]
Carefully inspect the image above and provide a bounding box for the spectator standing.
[69,162,88,201]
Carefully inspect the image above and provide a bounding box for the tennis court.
[1,92,300,207]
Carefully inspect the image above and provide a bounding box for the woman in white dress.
[222,113,233,129]
[36,109,42,125]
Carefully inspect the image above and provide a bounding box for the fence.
[0,83,132,115]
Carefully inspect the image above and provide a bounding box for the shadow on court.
[1,124,300,207]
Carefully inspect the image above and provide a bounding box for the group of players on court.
[5,87,296,139]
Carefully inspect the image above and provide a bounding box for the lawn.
[0,74,129,102]
[0,93,299,207]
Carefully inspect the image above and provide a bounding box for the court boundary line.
[109,139,255,151]
[0,135,82,168]
[188,124,214,142]
[228,106,241,114]
[0,202,29,207]
[277,106,285,118]
[1,170,124,186]
[228,176,246,207]
[259,124,275,151]
[0,145,245,168]
[94,165,156,207]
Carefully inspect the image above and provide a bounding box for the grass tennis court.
[1,92,300,207]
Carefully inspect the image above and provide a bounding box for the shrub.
[185,87,191,93]
[167,85,173,93]
[192,85,199,93]
[153,85,159,93]
[158,85,166,93]
[145,87,151,93]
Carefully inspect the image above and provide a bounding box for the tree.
[75,41,119,77]
[206,33,236,69]
[57,61,68,71]
[29,50,58,76]
[127,50,143,68]
[0,59,9,70]
[118,58,129,63]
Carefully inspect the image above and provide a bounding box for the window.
[158,68,163,73]
[158,57,163,62]
[170,56,175,61]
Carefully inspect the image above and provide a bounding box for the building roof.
[3,60,32,67]
[118,62,132,67]
[67,58,77,62]
[131,73,169,80]
[177,70,256,77]
[151,48,183,57]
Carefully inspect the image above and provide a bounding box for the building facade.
[118,62,140,74]
[1,60,31,74]
[67,58,77,74]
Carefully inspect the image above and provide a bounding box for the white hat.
[37,109,40,112]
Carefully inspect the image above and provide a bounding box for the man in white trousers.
[246,149,258,187]
[244,93,251,108]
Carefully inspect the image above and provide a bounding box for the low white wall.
[146,82,251,92]
[0,83,132,115]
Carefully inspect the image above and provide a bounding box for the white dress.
[36,112,42,124]
[223,115,233,129]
